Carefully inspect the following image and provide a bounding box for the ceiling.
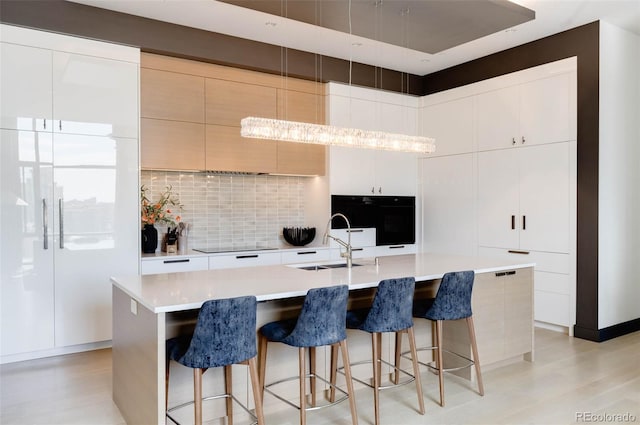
[68,0,640,75]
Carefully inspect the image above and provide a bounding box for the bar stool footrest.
[264,373,350,412]
[166,393,260,425]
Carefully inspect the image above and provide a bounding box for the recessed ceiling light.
[420,58,431,63]
[351,42,363,47]
[265,21,277,27]
[505,28,517,33]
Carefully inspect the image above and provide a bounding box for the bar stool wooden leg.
[309,346,317,407]
[393,332,402,385]
[372,333,381,425]
[329,344,339,403]
[194,368,203,425]
[258,335,268,400]
[225,365,233,425]
[299,347,307,425]
[467,317,484,396]
[407,327,425,415]
[247,358,265,425]
[339,340,359,425]
[435,320,445,407]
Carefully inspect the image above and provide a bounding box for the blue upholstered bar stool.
[342,277,425,425]
[405,270,484,407]
[165,296,264,425]
[258,285,358,425]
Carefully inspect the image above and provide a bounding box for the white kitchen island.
[111,253,535,424]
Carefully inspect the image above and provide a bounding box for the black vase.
[141,224,158,253]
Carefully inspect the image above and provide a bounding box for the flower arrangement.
[140,185,183,226]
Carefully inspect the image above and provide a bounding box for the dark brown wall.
[0,0,423,95]
[421,22,602,340]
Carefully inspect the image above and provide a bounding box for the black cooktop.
[192,246,279,254]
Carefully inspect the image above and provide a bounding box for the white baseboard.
[1,340,112,365]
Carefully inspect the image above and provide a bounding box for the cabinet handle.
[352,248,364,252]
[521,136,526,144]
[346,229,363,233]
[495,270,517,277]
[507,250,530,255]
[512,137,516,145]
[236,254,258,259]
[59,120,62,131]
[297,251,317,255]
[511,215,515,230]
[163,259,190,264]
[388,245,405,249]
[522,215,526,230]
[59,198,64,249]
[378,187,382,194]
[42,199,48,250]
[371,186,375,194]
[43,118,46,130]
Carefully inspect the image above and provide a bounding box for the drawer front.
[329,228,375,248]
[209,252,282,269]
[376,244,417,257]
[281,249,332,265]
[478,247,570,273]
[535,290,571,326]
[535,270,570,295]
[141,257,209,275]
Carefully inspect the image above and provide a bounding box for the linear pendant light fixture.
[239,0,436,155]
[241,117,436,154]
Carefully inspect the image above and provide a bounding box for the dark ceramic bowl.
[283,227,316,246]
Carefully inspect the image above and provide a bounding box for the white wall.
[598,21,640,328]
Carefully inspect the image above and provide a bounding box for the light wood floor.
[1,328,639,425]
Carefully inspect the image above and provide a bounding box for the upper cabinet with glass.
[0,24,139,139]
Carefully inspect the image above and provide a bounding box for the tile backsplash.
[141,170,307,250]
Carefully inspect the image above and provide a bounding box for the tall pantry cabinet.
[0,24,139,361]
[420,58,577,331]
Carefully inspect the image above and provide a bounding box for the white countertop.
[112,253,535,313]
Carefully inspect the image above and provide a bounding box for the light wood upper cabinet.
[276,87,326,175]
[205,79,277,126]
[141,68,204,123]
[205,124,277,173]
[140,52,325,175]
[140,118,205,170]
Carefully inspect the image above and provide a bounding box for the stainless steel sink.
[295,263,361,271]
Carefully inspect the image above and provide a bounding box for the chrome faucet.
[323,213,353,268]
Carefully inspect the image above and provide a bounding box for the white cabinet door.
[373,151,418,196]
[52,52,138,139]
[53,134,139,347]
[476,85,520,151]
[141,256,208,275]
[520,73,575,146]
[422,97,474,156]
[518,143,570,253]
[329,146,376,195]
[421,153,476,256]
[477,149,520,249]
[0,43,52,132]
[1,130,55,356]
[478,143,570,253]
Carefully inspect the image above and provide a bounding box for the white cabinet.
[478,143,571,253]
[328,83,419,196]
[209,251,282,269]
[0,43,52,131]
[1,25,139,359]
[420,153,476,256]
[141,256,209,275]
[1,130,55,355]
[281,248,332,265]
[476,73,575,151]
[421,96,474,156]
[52,52,139,138]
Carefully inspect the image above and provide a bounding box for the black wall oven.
[330,195,415,246]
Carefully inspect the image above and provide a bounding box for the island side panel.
[442,267,534,379]
[113,285,166,425]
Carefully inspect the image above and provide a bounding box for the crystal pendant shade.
[240,117,436,154]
